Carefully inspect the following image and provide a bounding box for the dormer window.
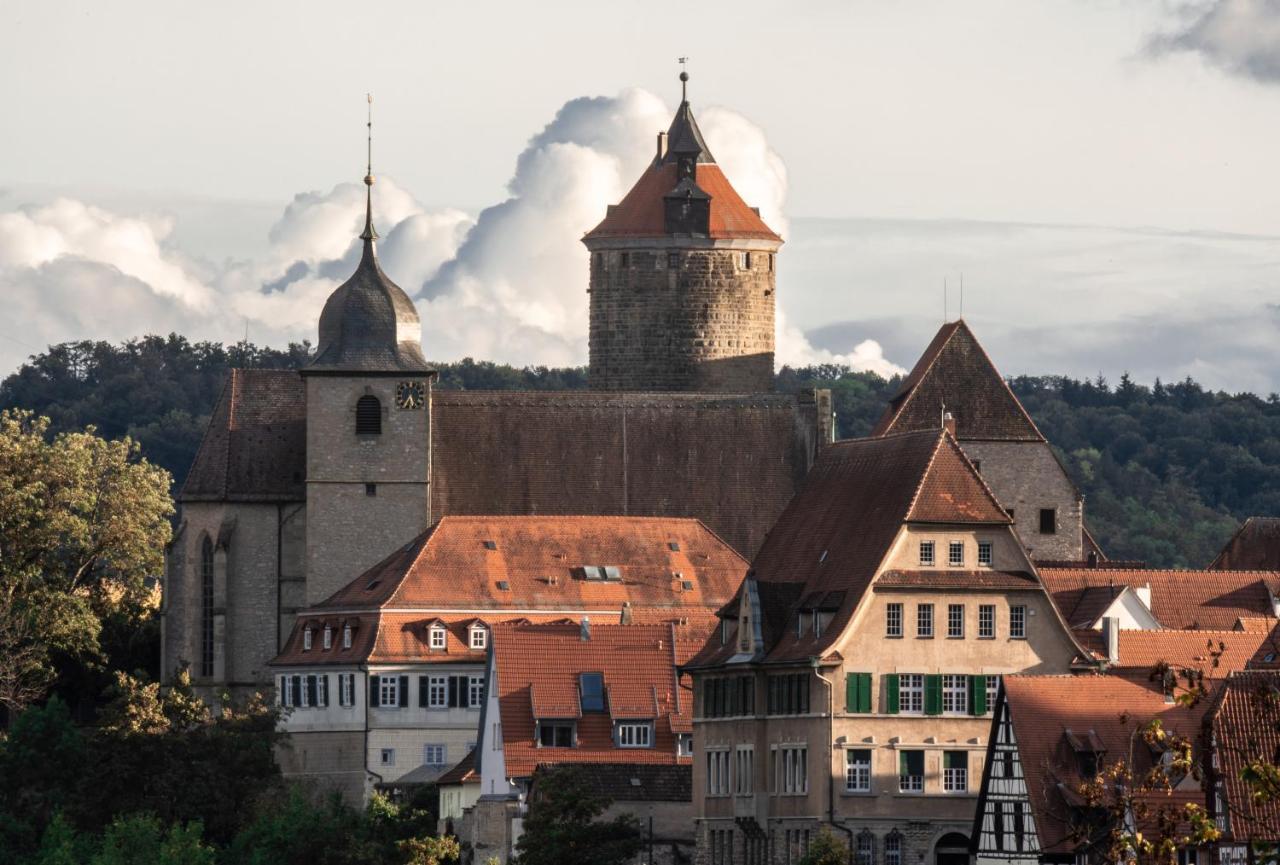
[469,624,488,651]
[322,626,332,650]
[429,624,447,650]
[303,628,313,652]
[342,624,353,649]
[355,395,382,436]
[580,672,605,713]
[1065,728,1106,778]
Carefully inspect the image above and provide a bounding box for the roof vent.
[364,579,381,591]
[483,540,497,551]
[681,580,695,591]
[496,580,510,591]
[668,542,681,551]
[630,776,642,787]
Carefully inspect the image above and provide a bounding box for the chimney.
[1102,616,1119,663]
[656,131,668,162]
[943,411,956,436]
[1087,550,1099,568]
[620,602,633,625]
[580,616,591,641]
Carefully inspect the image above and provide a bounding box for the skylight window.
[496,580,510,591]
[580,672,605,713]
[483,540,498,551]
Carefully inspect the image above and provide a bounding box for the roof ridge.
[903,430,947,521]
[384,525,440,607]
[953,319,1046,442]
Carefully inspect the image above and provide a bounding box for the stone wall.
[587,245,778,393]
[275,730,368,805]
[960,440,1083,561]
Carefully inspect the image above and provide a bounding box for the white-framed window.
[885,833,902,865]
[299,674,311,707]
[339,673,354,707]
[429,624,447,650]
[738,251,751,270]
[979,604,995,638]
[900,674,924,714]
[468,675,485,708]
[886,603,903,638]
[947,604,964,638]
[735,745,754,795]
[469,625,488,650]
[379,675,399,707]
[899,750,924,792]
[706,748,731,796]
[917,604,933,638]
[322,626,332,650]
[986,675,999,713]
[279,676,293,707]
[617,722,653,748]
[677,733,693,757]
[380,748,395,766]
[948,540,964,566]
[919,540,935,566]
[423,744,446,766]
[776,744,808,795]
[857,830,874,865]
[342,624,352,649]
[978,540,993,566]
[303,628,312,651]
[845,748,871,793]
[1011,605,1027,639]
[427,675,447,708]
[943,750,968,792]
[943,674,968,714]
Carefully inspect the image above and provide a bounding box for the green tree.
[514,766,642,865]
[226,786,371,865]
[32,813,92,865]
[89,813,215,865]
[0,697,87,856]
[798,829,849,865]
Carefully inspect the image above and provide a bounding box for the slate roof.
[688,429,1027,668]
[183,384,817,560]
[303,235,432,375]
[530,762,691,803]
[490,621,698,777]
[1040,567,1280,631]
[1001,672,1218,855]
[871,319,1044,441]
[1211,671,1280,839]
[1211,517,1280,571]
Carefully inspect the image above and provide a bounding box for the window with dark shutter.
[418,676,429,707]
[398,675,409,708]
[355,395,382,436]
[307,675,318,707]
[369,674,380,707]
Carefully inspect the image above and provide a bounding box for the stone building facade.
[583,75,782,393]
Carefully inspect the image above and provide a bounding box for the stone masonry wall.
[960,440,1084,561]
[588,246,778,392]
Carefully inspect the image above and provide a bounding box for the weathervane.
[678,56,689,102]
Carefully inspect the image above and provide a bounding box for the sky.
[1,0,1278,391]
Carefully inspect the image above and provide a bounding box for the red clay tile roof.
[492,621,697,777]
[180,369,306,502]
[690,429,1022,668]
[1040,567,1280,631]
[584,161,780,242]
[875,569,1036,589]
[1111,629,1273,677]
[1002,672,1218,854]
[1211,517,1280,571]
[270,613,378,667]
[1211,671,1280,839]
[437,748,478,786]
[871,320,1044,441]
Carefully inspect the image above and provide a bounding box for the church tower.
[300,108,434,605]
[583,70,783,392]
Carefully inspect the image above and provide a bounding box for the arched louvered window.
[200,536,214,677]
[355,395,382,436]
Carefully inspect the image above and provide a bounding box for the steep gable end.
[907,434,1011,524]
[872,319,1043,442]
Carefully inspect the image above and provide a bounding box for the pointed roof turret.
[662,69,715,165]
[303,97,431,376]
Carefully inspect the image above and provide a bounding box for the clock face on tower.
[395,380,426,410]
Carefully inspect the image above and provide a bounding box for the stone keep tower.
[583,72,783,392]
[300,162,435,605]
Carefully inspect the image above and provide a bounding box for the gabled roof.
[491,621,699,777]
[1211,517,1280,571]
[530,762,691,803]
[179,369,306,502]
[1040,566,1280,631]
[436,748,478,787]
[1107,628,1273,677]
[1001,672,1219,855]
[1212,671,1280,839]
[871,320,1044,441]
[689,429,1018,667]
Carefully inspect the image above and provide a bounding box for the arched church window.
[856,830,875,865]
[200,535,214,677]
[355,395,382,436]
[885,831,902,865]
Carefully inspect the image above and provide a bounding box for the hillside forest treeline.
[3,334,1278,568]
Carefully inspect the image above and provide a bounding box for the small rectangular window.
[886,603,903,638]
[986,675,999,713]
[380,748,395,766]
[943,750,968,792]
[919,540,935,567]
[468,675,485,708]
[365,483,377,497]
[899,750,924,792]
[947,604,964,638]
[1011,605,1027,639]
[978,541,993,566]
[379,676,399,707]
[845,749,871,792]
[423,744,447,766]
[620,252,629,268]
[539,721,575,747]
[667,252,679,269]
[1039,508,1056,535]
[706,749,731,796]
[303,629,312,651]
[917,604,933,638]
[618,722,653,748]
[979,604,995,639]
[900,674,924,714]
[948,541,964,567]
[943,674,968,714]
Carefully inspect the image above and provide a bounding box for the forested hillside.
[3,336,1277,568]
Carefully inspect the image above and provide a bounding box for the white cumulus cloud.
[1148,0,1280,83]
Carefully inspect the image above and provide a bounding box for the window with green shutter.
[969,675,987,715]
[845,673,872,713]
[886,674,899,714]
[924,674,943,716]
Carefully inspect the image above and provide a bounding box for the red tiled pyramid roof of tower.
[871,319,1043,441]
[1211,517,1280,571]
[1000,671,1218,855]
[584,161,780,242]
[1039,566,1280,631]
[491,621,699,777]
